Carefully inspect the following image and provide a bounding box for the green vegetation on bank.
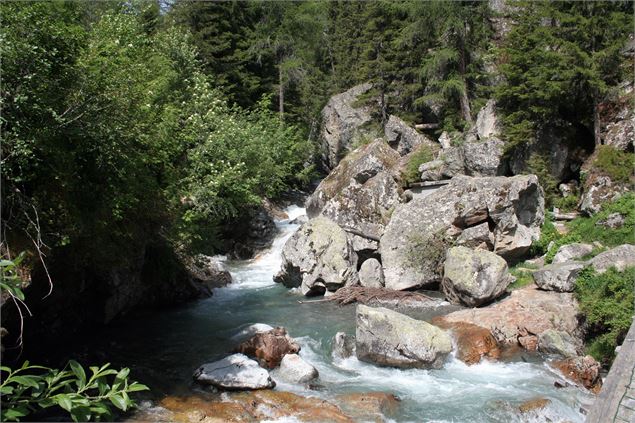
[576,266,635,365]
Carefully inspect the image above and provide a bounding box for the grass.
[508,261,538,290]
[402,144,436,185]
[593,145,635,184]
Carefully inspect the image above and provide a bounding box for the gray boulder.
[355,305,452,369]
[580,175,629,215]
[274,216,358,295]
[455,222,495,250]
[320,83,377,170]
[274,354,319,384]
[442,246,512,307]
[358,258,385,288]
[435,138,505,179]
[475,99,501,140]
[533,262,585,292]
[332,332,356,359]
[384,115,436,156]
[589,244,635,274]
[381,175,544,290]
[438,131,453,149]
[598,212,626,229]
[538,329,580,358]
[418,159,445,182]
[552,243,594,264]
[193,354,275,390]
[307,140,402,240]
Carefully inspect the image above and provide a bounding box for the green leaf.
[1,385,15,395]
[127,382,149,392]
[2,406,29,421]
[55,393,73,412]
[69,360,86,388]
[70,405,91,423]
[11,375,41,389]
[109,393,128,411]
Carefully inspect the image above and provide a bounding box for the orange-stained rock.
[551,355,602,393]
[518,335,538,351]
[156,391,353,423]
[432,321,501,365]
[234,327,300,369]
[335,392,400,422]
[518,398,551,413]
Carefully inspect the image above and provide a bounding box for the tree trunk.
[278,65,284,122]
[458,21,473,125]
[459,87,472,125]
[593,95,602,146]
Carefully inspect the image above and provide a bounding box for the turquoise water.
[80,206,593,422]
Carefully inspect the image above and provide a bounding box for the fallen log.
[341,226,380,242]
[415,123,440,130]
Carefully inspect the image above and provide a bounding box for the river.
[78,205,592,422]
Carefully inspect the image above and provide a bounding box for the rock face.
[589,244,635,274]
[358,258,385,288]
[320,83,376,170]
[224,204,277,259]
[475,99,501,140]
[538,329,580,358]
[306,140,402,240]
[193,354,275,390]
[384,115,436,156]
[551,355,602,393]
[442,246,512,307]
[381,175,544,290]
[437,138,506,179]
[235,327,300,369]
[355,305,452,369]
[533,262,585,292]
[275,354,319,384]
[435,321,501,365]
[600,81,635,152]
[332,332,356,359]
[274,216,358,296]
[436,286,582,350]
[183,255,232,292]
[552,243,594,264]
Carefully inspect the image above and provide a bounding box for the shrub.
[593,145,635,184]
[402,145,436,185]
[576,266,635,365]
[0,361,148,422]
[526,153,558,207]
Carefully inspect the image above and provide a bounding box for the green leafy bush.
[0,361,148,422]
[526,153,558,207]
[593,146,635,184]
[402,145,436,185]
[529,215,560,257]
[576,266,635,365]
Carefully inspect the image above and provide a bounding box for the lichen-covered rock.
[551,355,602,393]
[533,262,585,293]
[538,329,580,358]
[418,159,445,182]
[436,286,582,350]
[589,244,635,274]
[235,327,300,369]
[384,115,436,156]
[475,99,501,140]
[332,332,356,359]
[437,138,505,179]
[274,216,358,295]
[274,354,319,384]
[307,140,402,240]
[358,258,384,288]
[455,222,495,250]
[381,175,544,290]
[598,212,626,229]
[442,246,512,307]
[552,243,594,264]
[355,305,452,369]
[580,175,629,215]
[320,83,377,170]
[193,354,275,390]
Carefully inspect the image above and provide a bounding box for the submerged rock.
[274,216,358,296]
[335,392,400,422]
[533,262,585,293]
[193,354,275,390]
[355,305,452,369]
[275,354,319,384]
[518,398,551,414]
[442,246,512,307]
[381,175,544,290]
[235,327,300,369]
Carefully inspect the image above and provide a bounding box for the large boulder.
[475,99,501,140]
[358,258,384,288]
[436,138,506,179]
[552,243,594,264]
[274,354,319,384]
[193,354,275,390]
[384,115,436,156]
[355,305,452,369]
[533,262,585,292]
[235,327,300,369]
[381,175,544,290]
[435,286,582,350]
[589,244,635,274]
[580,174,629,215]
[307,140,402,240]
[441,246,513,307]
[274,216,358,295]
[320,83,377,170]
